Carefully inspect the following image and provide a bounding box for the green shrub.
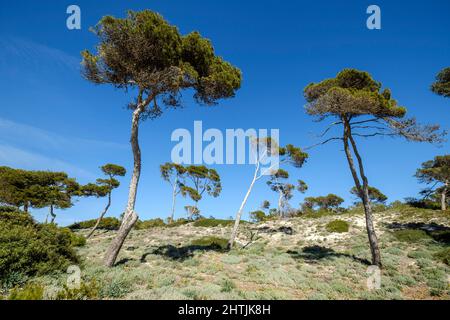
[100,278,132,298]
[193,219,235,227]
[301,209,342,219]
[405,198,441,210]
[8,283,44,300]
[135,218,166,230]
[392,229,431,242]
[59,228,86,247]
[0,210,79,284]
[0,209,35,225]
[191,236,229,250]
[68,217,120,231]
[0,272,28,292]
[56,280,99,300]
[167,218,191,228]
[249,210,267,222]
[0,206,20,213]
[434,248,450,265]
[325,220,349,233]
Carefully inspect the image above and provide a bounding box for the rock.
[254,225,294,235]
[279,226,294,235]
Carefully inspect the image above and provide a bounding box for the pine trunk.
[343,119,381,267]
[228,163,259,249]
[170,181,177,223]
[278,190,283,218]
[104,107,142,267]
[87,192,112,239]
[442,180,448,211]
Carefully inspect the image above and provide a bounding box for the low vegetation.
[69,217,121,231]
[393,229,431,242]
[193,219,235,228]
[2,204,448,300]
[190,236,229,250]
[326,220,350,233]
[0,209,81,290]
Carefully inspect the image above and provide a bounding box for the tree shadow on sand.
[385,222,450,244]
[141,244,227,262]
[288,245,371,266]
[115,257,136,266]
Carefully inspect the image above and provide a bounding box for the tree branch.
[316,121,343,138]
[349,118,380,126]
[352,132,396,138]
[304,137,343,150]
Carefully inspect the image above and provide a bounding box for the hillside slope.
[37,207,450,299]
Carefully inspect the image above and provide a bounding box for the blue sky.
[0,0,449,225]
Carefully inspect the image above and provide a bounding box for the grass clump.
[56,280,99,300]
[325,220,349,233]
[434,248,450,265]
[100,278,132,298]
[8,283,44,300]
[220,279,236,293]
[191,236,229,250]
[393,229,431,242]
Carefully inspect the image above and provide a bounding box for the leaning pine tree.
[431,67,450,98]
[82,10,241,267]
[228,139,308,249]
[160,163,186,223]
[83,164,126,239]
[415,155,449,211]
[303,68,445,267]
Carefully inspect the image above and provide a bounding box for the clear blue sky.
[0,0,449,225]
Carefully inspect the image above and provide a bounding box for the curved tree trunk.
[87,192,112,239]
[228,163,259,249]
[442,180,448,211]
[104,107,142,267]
[343,119,381,267]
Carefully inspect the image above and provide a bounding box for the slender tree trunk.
[87,192,112,239]
[278,190,283,218]
[343,119,381,267]
[50,204,56,224]
[228,162,259,249]
[193,201,199,219]
[104,107,143,267]
[24,202,29,213]
[442,180,448,211]
[169,179,177,223]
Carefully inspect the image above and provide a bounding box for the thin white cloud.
[0,37,80,71]
[0,117,127,151]
[0,117,129,180]
[0,143,95,179]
